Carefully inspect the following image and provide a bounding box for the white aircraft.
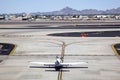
[29,56,88,71]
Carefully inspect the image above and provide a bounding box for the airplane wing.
[29,62,55,68]
[61,62,88,65]
[61,62,88,68]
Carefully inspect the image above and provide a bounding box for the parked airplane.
[29,56,88,71]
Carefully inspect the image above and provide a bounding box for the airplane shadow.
[45,69,70,72]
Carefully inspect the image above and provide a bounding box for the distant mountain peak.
[61,7,74,11]
[58,6,79,15]
[61,7,78,12]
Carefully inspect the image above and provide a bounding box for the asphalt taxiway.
[0,24,120,80]
[0,43,16,55]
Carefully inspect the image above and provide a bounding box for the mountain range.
[31,7,120,15]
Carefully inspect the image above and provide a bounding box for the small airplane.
[29,56,88,71]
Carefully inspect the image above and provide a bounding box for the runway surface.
[0,24,120,80]
[0,25,120,29]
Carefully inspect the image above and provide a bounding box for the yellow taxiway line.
[58,70,62,80]
[9,44,17,55]
[111,44,119,56]
[58,42,65,80]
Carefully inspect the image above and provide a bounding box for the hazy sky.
[0,0,120,13]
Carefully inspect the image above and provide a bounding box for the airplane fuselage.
[55,58,62,71]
